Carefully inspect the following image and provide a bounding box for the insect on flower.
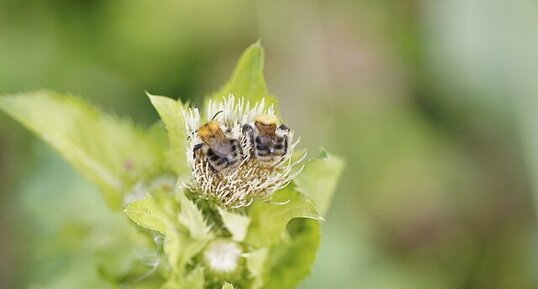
[183,95,304,208]
[242,114,292,167]
[192,111,244,174]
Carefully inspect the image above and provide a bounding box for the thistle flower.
[182,95,305,208]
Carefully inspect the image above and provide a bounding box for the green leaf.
[20,148,156,289]
[209,41,277,109]
[0,91,165,208]
[218,208,251,242]
[245,248,269,289]
[261,220,321,289]
[294,150,345,217]
[161,279,181,289]
[123,185,207,275]
[123,196,168,234]
[182,266,205,289]
[147,93,190,176]
[245,185,322,248]
[160,268,206,289]
[177,189,212,240]
[222,283,235,289]
[164,228,207,273]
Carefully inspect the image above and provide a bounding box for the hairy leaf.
[183,266,205,289]
[0,91,165,207]
[18,149,155,289]
[261,220,321,289]
[163,226,207,274]
[245,248,269,289]
[177,189,212,240]
[209,41,277,109]
[161,266,205,289]
[245,185,322,248]
[218,208,251,242]
[147,93,190,176]
[123,196,168,234]
[124,189,208,274]
[294,150,345,216]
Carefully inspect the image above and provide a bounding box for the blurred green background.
[1,0,538,288]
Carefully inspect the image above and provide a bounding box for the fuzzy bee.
[242,114,291,166]
[193,113,243,174]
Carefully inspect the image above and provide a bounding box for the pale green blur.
[1,0,537,288]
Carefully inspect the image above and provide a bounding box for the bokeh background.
[1,0,538,288]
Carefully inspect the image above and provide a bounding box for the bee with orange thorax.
[193,115,243,173]
[242,114,291,166]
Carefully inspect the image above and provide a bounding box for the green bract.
[0,42,344,289]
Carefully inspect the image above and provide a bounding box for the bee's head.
[255,114,278,134]
[196,111,227,144]
[197,121,225,144]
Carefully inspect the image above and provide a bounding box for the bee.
[242,114,291,166]
[193,112,243,173]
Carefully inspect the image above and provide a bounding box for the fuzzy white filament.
[182,95,304,208]
[203,240,242,273]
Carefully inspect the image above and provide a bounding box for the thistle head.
[182,95,304,208]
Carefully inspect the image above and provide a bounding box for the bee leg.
[283,135,288,156]
[223,158,231,168]
[242,124,254,133]
[242,124,255,153]
[208,163,218,174]
[238,142,245,158]
[206,160,222,180]
[278,124,290,131]
[192,143,204,159]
